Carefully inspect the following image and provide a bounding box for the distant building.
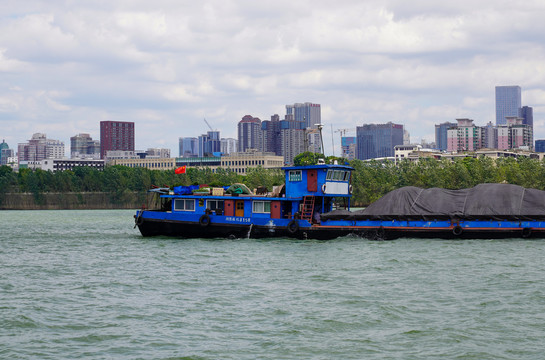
[100,121,135,159]
[145,148,171,158]
[435,122,457,151]
[482,121,497,149]
[41,159,105,172]
[536,140,545,153]
[280,116,306,164]
[199,130,221,157]
[0,140,10,165]
[447,119,482,152]
[221,138,237,155]
[18,133,65,163]
[70,133,100,159]
[179,137,198,158]
[496,86,521,125]
[109,157,176,171]
[104,150,137,160]
[261,114,282,156]
[394,144,422,163]
[341,137,356,159]
[356,122,404,160]
[237,115,262,153]
[221,150,284,174]
[497,117,533,151]
[285,102,321,129]
[520,106,533,127]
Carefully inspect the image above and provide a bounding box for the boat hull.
[135,212,545,240]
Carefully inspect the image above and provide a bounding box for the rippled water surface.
[2,210,545,359]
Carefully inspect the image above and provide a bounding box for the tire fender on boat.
[522,227,532,238]
[287,220,299,234]
[199,214,211,227]
[452,225,463,236]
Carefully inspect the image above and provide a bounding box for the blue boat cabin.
[160,164,353,225]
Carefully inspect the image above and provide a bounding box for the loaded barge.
[135,163,545,239]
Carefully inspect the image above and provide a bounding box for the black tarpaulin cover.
[321,183,545,221]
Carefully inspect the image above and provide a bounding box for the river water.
[1,210,545,359]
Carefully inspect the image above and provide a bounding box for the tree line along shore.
[1,153,544,210]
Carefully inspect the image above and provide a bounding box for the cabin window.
[174,199,195,211]
[289,170,302,182]
[207,200,224,211]
[326,169,350,182]
[253,201,271,213]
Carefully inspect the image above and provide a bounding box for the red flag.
[175,166,186,174]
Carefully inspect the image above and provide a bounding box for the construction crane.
[203,118,214,131]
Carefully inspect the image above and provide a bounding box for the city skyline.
[1,1,545,157]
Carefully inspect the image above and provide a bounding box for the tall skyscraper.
[520,106,533,127]
[70,133,100,159]
[435,122,457,151]
[285,102,321,129]
[495,86,521,125]
[356,122,404,160]
[100,121,135,159]
[261,114,282,156]
[237,115,262,152]
[198,130,221,157]
[179,137,198,157]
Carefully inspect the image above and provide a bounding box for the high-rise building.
[341,137,356,158]
[70,133,100,159]
[447,119,483,152]
[221,138,238,155]
[495,86,521,125]
[434,122,457,151]
[281,122,305,165]
[520,106,533,127]
[356,122,404,160]
[482,121,497,149]
[497,117,533,151]
[535,140,545,153]
[179,137,198,157]
[286,102,321,129]
[18,133,65,163]
[261,114,282,156]
[100,121,135,159]
[237,115,262,152]
[199,130,221,157]
[0,140,9,165]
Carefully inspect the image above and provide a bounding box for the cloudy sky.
[2,0,545,156]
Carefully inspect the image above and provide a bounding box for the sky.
[2,0,545,157]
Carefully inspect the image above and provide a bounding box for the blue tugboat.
[135,163,545,239]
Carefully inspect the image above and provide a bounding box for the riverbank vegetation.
[1,155,544,207]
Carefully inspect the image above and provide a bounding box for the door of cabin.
[235,200,244,217]
[271,201,281,219]
[307,169,318,192]
[224,200,234,216]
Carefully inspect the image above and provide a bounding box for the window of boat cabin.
[289,170,302,182]
[174,199,195,211]
[253,201,271,213]
[326,169,350,182]
[207,199,224,211]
